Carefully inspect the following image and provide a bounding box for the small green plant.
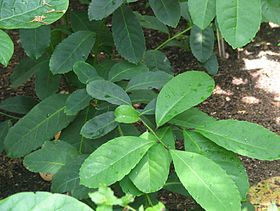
[0,0,280,210]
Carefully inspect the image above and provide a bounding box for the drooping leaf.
[73,61,101,84]
[112,5,145,63]
[35,67,60,100]
[65,89,92,116]
[0,96,37,114]
[190,25,214,63]
[108,61,149,82]
[0,0,69,29]
[51,155,92,200]
[126,71,173,92]
[188,0,216,29]
[0,29,14,67]
[120,176,143,196]
[23,141,78,174]
[216,0,262,48]
[170,107,216,128]
[196,120,280,160]
[114,105,140,124]
[202,53,219,75]
[143,50,173,73]
[171,150,241,211]
[129,143,170,193]
[88,0,124,20]
[80,136,155,188]
[4,94,75,157]
[19,26,51,59]
[50,31,96,74]
[81,111,118,139]
[0,121,11,153]
[184,131,249,200]
[86,80,131,105]
[156,71,215,127]
[0,192,92,211]
[149,0,181,27]
[262,0,280,25]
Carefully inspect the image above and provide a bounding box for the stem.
[155,26,192,50]
[118,125,124,136]
[125,205,137,211]
[145,194,153,207]
[0,111,20,120]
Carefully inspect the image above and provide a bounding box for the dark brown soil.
[0,7,279,211]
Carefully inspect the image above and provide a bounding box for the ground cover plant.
[0,0,280,210]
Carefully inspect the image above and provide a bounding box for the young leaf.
[262,0,280,25]
[4,94,75,157]
[0,192,92,211]
[115,105,140,124]
[88,0,124,20]
[0,0,69,29]
[51,155,92,200]
[50,31,96,74]
[129,143,170,193]
[188,0,216,30]
[196,120,280,160]
[0,96,37,114]
[23,141,79,174]
[65,89,92,116]
[143,50,173,73]
[86,80,131,105]
[80,136,155,188]
[81,111,118,139]
[19,26,51,59]
[202,53,219,75]
[108,61,149,82]
[126,71,173,92]
[190,25,215,63]
[73,61,101,84]
[216,0,262,48]
[0,30,14,67]
[171,150,241,211]
[149,0,181,27]
[0,121,11,153]
[135,13,169,34]
[156,71,215,127]
[112,5,145,64]
[184,131,249,200]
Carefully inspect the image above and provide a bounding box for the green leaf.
[19,26,51,59]
[80,136,155,188]
[88,0,124,20]
[143,50,173,73]
[50,31,96,74]
[86,80,131,105]
[0,0,69,29]
[184,131,249,200]
[188,0,216,30]
[115,105,140,124]
[108,61,149,82]
[157,126,175,149]
[112,5,145,64]
[171,150,241,211]
[73,61,101,84]
[4,94,75,158]
[10,57,49,88]
[202,53,219,75]
[156,71,215,127]
[126,71,173,92]
[196,120,280,160]
[65,89,92,116]
[23,141,78,174]
[51,155,92,200]
[81,111,118,139]
[170,107,216,128]
[180,1,191,21]
[149,0,181,27]
[0,30,14,67]
[0,96,37,114]
[129,143,170,193]
[216,0,262,48]
[94,59,116,80]
[35,67,60,100]
[120,176,143,196]
[190,25,214,63]
[130,90,157,104]
[135,12,169,34]
[145,202,165,211]
[262,0,280,25]
[0,121,11,153]
[0,192,92,211]
[163,172,190,197]
[142,99,156,115]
